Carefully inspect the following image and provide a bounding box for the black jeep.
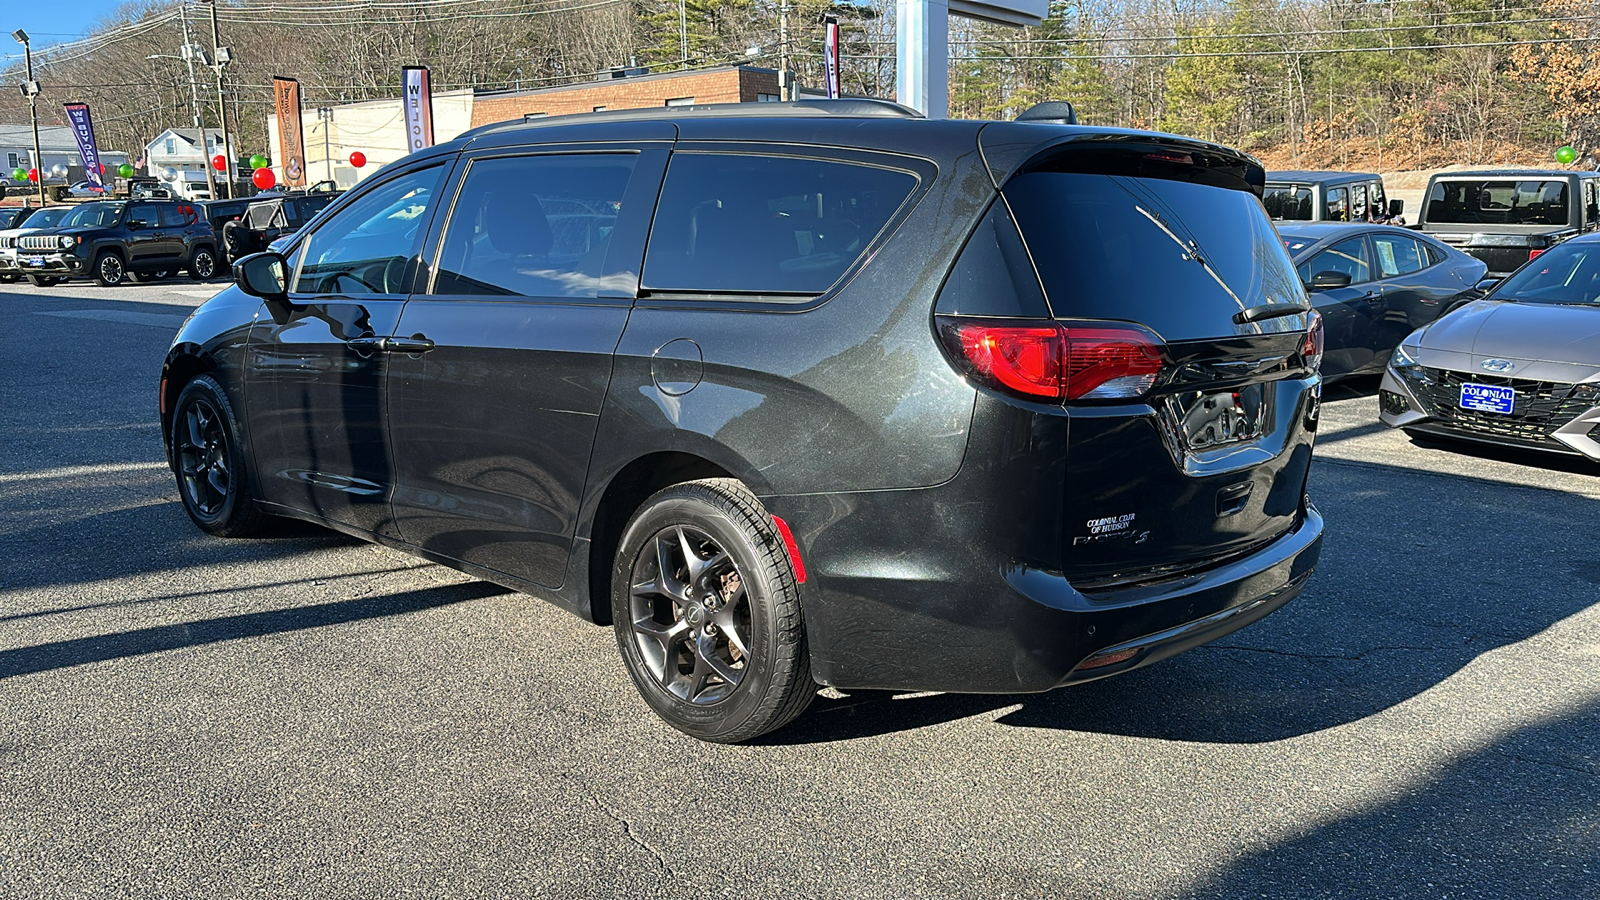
[1415,169,1600,276]
[14,198,219,287]
[221,193,338,260]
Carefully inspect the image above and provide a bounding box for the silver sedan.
[1380,232,1600,461]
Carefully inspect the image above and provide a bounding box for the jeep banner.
[402,66,435,152]
[273,76,308,188]
[63,102,106,193]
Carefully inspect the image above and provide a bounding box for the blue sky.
[3,1,121,61]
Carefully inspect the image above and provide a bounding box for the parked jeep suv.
[1264,170,1402,223]
[164,101,1325,741]
[16,199,219,286]
[1415,169,1600,276]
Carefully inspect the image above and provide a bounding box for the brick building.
[470,66,783,128]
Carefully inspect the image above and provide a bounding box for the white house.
[143,128,239,176]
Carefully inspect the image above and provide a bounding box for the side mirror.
[234,252,294,319]
[1388,199,1405,217]
[1309,270,1353,291]
[1474,276,1502,294]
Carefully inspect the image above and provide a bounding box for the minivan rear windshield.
[1004,173,1305,340]
[1425,179,1569,225]
[1263,185,1313,220]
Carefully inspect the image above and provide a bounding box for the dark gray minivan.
[162,101,1325,742]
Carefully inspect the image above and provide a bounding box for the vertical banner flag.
[273,76,308,188]
[62,102,105,192]
[402,66,435,153]
[823,16,842,99]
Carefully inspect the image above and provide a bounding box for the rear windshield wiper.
[1233,303,1310,325]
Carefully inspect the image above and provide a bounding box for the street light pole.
[203,0,233,199]
[178,2,219,200]
[12,30,46,207]
[317,107,333,184]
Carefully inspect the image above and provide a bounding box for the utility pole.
[204,0,233,198]
[179,2,219,200]
[12,30,46,207]
[679,0,688,70]
[317,107,334,184]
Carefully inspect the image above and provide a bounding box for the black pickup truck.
[1415,169,1600,277]
[13,199,218,287]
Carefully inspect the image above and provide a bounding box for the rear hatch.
[973,134,1319,584]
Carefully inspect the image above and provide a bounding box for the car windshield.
[62,203,125,228]
[1425,179,1570,226]
[1493,240,1600,306]
[1263,185,1314,220]
[21,208,71,228]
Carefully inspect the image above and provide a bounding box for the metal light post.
[317,107,334,183]
[13,30,46,207]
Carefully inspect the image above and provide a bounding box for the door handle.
[345,336,384,352]
[1362,291,1380,302]
[383,335,435,354]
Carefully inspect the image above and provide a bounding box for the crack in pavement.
[1210,644,1441,662]
[1491,748,1600,779]
[559,772,682,885]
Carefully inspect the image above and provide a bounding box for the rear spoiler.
[978,123,1266,197]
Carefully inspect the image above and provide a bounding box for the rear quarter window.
[641,152,918,297]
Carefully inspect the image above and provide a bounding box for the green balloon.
[249,154,269,170]
[117,163,135,178]
[1556,145,1578,164]
[10,167,24,182]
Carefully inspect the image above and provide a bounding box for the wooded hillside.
[2,0,1595,171]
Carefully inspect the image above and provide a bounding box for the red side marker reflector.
[770,515,807,584]
[158,376,168,415]
[1074,648,1139,672]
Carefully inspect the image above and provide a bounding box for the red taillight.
[938,318,1166,402]
[1529,248,1545,261]
[1302,309,1325,373]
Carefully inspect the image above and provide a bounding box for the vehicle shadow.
[1320,373,1382,401]
[1405,429,1600,477]
[1174,698,1600,899]
[0,579,507,680]
[761,456,1599,746]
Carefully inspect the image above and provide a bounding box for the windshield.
[1005,172,1306,339]
[21,208,71,228]
[1263,185,1314,220]
[62,203,125,228]
[1425,179,1569,226]
[1492,240,1600,306]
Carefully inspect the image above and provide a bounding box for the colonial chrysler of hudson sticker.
[1073,512,1151,546]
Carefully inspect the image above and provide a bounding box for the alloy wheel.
[99,255,123,284]
[628,524,753,705]
[175,397,231,517]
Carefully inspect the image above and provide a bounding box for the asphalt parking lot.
[2,277,1596,899]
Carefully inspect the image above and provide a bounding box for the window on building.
[593,105,607,112]
[526,111,548,118]
[664,97,695,107]
[165,138,176,155]
[5,152,16,169]
[757,93,780,103]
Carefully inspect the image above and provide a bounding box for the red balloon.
[212,154,228,172]
[27,168,38,182]
[348,151,367,168]
[251,167,276,190]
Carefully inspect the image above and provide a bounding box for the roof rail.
[456,98,921,141]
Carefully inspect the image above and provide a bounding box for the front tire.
[187,247,217,281]
[93,251,126,287]
[612,478,813,743]
[170,374,267,537]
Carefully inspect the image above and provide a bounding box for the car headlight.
[1391,344,1421,369]
[59,235,75,249]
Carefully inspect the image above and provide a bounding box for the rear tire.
[187,247,217,281]
[612,478,813,743]
[170,374,267,537]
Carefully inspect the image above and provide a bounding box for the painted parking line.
[35,309,188,328]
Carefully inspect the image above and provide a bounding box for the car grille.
[0,236,13,249]
[18,235,59,251]
[1403,367,1598,442]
